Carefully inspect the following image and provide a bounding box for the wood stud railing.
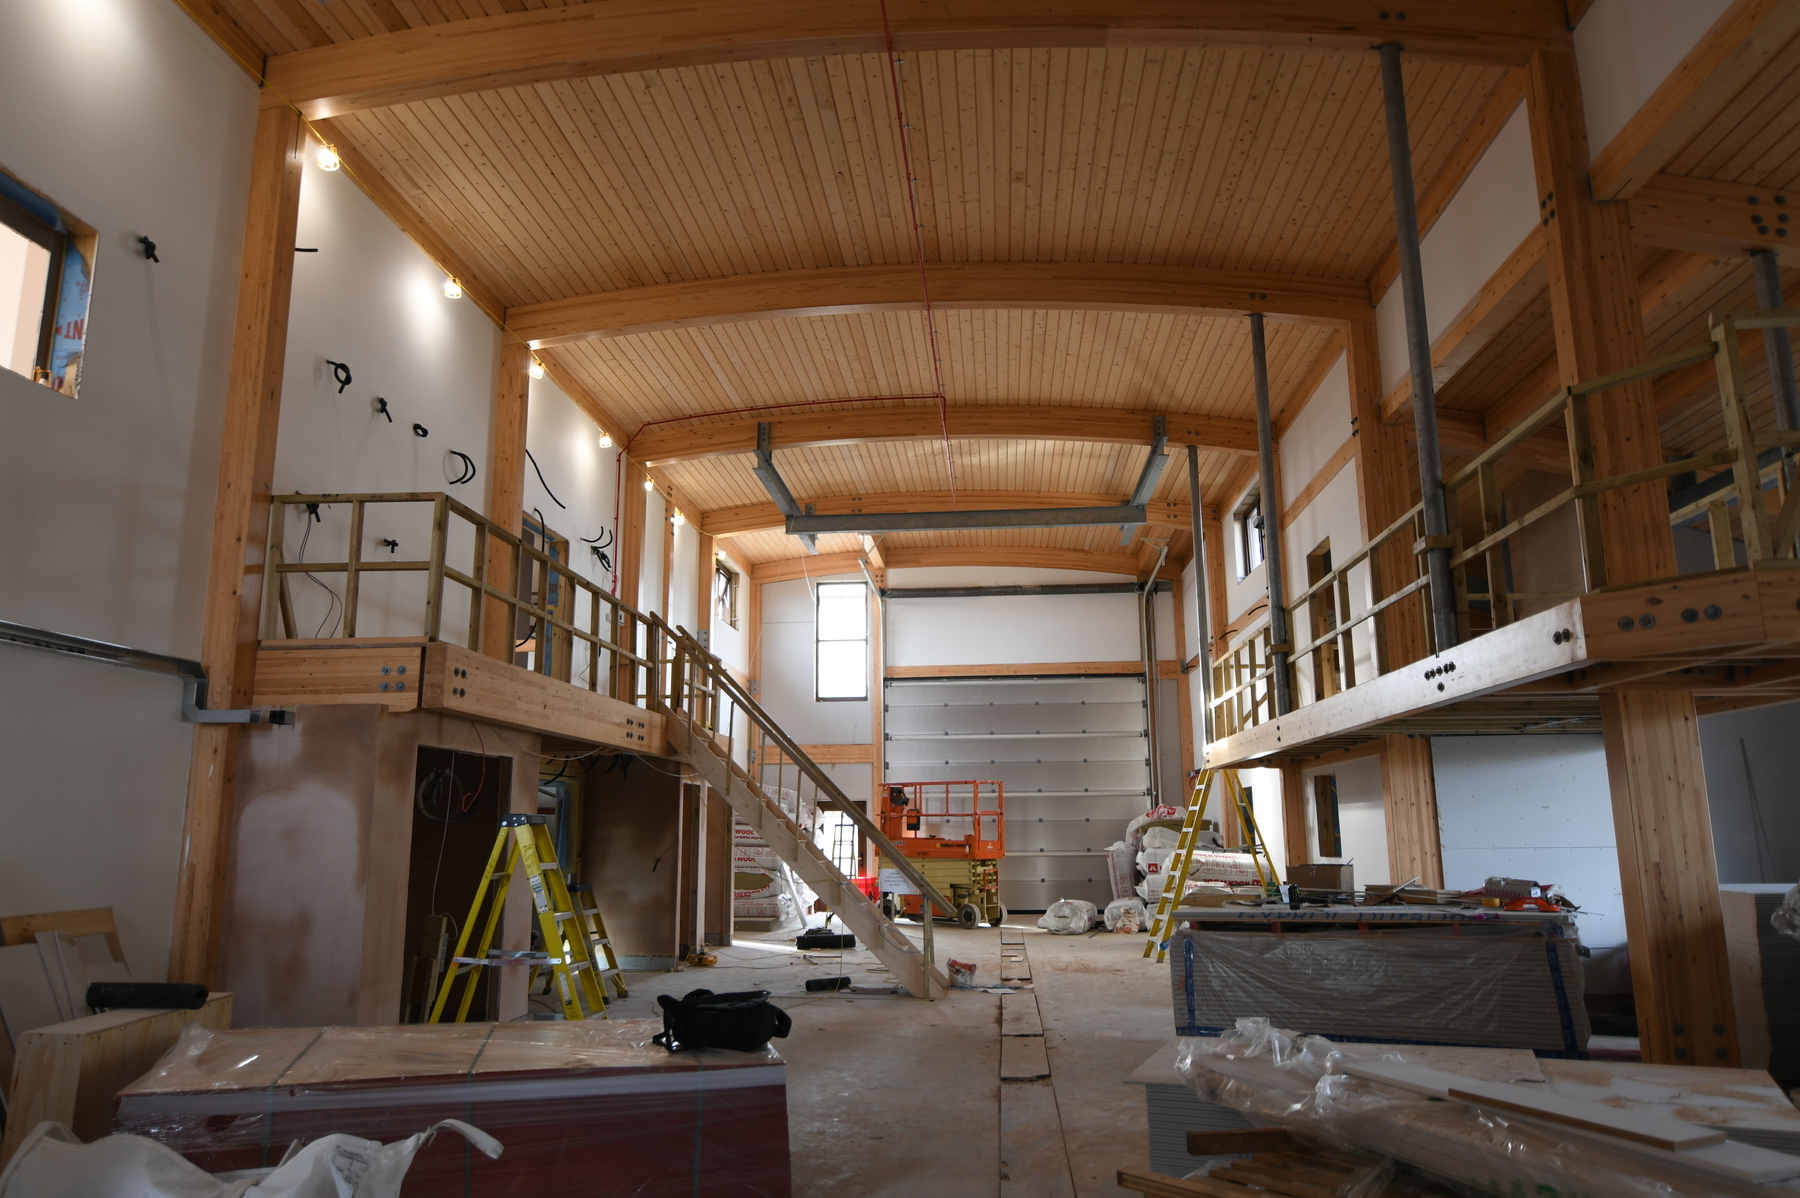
[1209,307,1800,739]
[263,491,657,703]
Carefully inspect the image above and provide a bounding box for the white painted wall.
[759,574,871,744]
[640,490,667,615]
[1377,106,1539,395]
[709,544,751,676]
[1700,701,1800,885]
[273,154,501,642]
[1433,736,1625,949]
[1237,766,1287,871]
[524,376,620,594]
[0,0,258,979]
[669,520,699,633]
[1300,755,1389,885]
[1280,357,1353,508]
[886,580,1145,667]
[1576,0,1732,158]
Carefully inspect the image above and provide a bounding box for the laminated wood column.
[1280,763,1309,870]
[1345,321,1429,671]
[1601,688,1737,1066]
[168,105,306,986]
[481,342,529,659]
[1379,735,1443,888]
[1529,49,1734,1065]
[617,459,647,611]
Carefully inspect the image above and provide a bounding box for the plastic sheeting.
[1037,899,1098,934]
[113,1021,790,1197]
[1176,1019,1800,1198]
[1169,925,1588,1055]
[0,1119,499,1198]
[1775,883,1800,940]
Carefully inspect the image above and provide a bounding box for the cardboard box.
[1285,863,1354,891]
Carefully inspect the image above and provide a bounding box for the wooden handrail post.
[1714,314,1774,561]
[342,499,365,637]
[424,495,449,640]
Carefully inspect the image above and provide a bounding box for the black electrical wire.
[524,448,566,508]
[447,450,477,485]
[295,511,343,638]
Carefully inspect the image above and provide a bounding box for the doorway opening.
[401,745,511,1023]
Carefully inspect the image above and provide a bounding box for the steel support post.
[1378,43,1458,652]
[1752,250,1800,432]
[1249,313,1293,715]
[1187,445,1215,745]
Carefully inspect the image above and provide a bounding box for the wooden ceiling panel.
[1665,35,1800,190]
[326,48,1503,311]
[547,308,1334,431]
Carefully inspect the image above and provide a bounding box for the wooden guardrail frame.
[1207,307,1800,737]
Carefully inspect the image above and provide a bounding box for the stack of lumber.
[1721,884,1800,1090]
[113,1019,790,1197]
[1168,924,1588,1055]
[1181,1033,1800,1196]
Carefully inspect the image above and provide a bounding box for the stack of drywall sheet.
[1539,1058,1800,1157]
[1720,884,1800,1090]
[1187,1040,1800,1194]
[1124,1039,1253,1176]
[114,1020,790,1197]
[1168,924,1589,1055]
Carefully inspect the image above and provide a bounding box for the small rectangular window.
[713,559,739,629]
[1234,489,1265,578]
[0,176,91,396]
[1313,774,1342,858]
[815,581,868,701]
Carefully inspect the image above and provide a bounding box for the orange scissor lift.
[876,780,1007,929]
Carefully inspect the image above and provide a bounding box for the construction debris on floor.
[111,1020,791,1197]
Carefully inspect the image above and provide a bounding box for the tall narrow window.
[1313,774,1342,858]
[815,581,868,700]
[713,559,740,628]
[1234,490,1265,577]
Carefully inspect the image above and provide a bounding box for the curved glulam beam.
[264,0,1570,118]
[512,262,1367,347]
[631,405,1256,465]
[705,489,1197,538]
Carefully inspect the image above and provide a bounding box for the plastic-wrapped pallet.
[1168,924,1589,1056]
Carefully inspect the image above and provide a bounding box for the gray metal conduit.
[1379,42,1459,653]
[0,619,286,725]
[879,581,1172,599]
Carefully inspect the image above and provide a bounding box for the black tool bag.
[652,988,793,1053]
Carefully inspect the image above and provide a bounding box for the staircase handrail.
[652,616,959,921]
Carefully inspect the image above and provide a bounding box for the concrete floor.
[594,921,1172,1198]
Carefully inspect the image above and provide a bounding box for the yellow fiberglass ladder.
[1142,768,1282,963]
[430,814,626,1023]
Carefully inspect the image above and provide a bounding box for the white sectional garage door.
[883,674,1152,911]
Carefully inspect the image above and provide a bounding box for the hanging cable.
[294,505,343,638]
[876,0,956,505]
[525,448,566,509]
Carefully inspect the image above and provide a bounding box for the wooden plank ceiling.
[205,2,1524,566]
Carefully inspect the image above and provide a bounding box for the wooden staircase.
[652,621,952,997]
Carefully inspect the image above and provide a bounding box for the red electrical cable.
[877,0,957,505]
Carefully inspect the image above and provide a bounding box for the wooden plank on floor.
[1000,1078,1074,1198]
[1000,929,1025,945]
[1001,992,1043,1037]
[1000,964,1033,981]
[1000,1034,1051,1080]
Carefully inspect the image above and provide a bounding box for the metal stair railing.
[644,616,953,997]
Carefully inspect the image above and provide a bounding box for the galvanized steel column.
[1250,313,1293,715]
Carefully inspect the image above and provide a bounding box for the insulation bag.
[1037,899,1098,934]
[653,989,793,1054]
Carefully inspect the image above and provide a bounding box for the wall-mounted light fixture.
[442,276,462,300]
[317,144,341,172]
